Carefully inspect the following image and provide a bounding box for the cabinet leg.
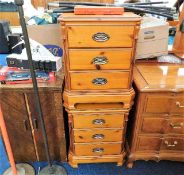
[127,162,134,168]
[69,161,78,168]
[117,162,123,166]
[117,159,125,166]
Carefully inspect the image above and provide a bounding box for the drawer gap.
[74,102,124,110]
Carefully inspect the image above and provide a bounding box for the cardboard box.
[135,17,169,59]
[27,24,63,57]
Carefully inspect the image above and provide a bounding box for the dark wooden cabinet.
[0,73,67,162]
[0,92,36,161]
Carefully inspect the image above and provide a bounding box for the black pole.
[14,0,52,168]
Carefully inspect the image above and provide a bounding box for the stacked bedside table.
[59,13,141,168]
[127,63,184,168]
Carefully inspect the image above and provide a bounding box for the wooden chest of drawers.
[60,13,141,92]
[59,13,141,167]
[127,63,184,168]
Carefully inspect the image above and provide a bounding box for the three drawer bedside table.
[59,13,141,168]
[127,63,184,168]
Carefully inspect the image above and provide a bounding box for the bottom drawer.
[69,71,130,90]
[162,138,184,151]
[74,142,122,156]
[136,136,161,152]
[136,136,184,152]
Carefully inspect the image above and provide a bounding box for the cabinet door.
[27,92,66,161]
[0,92,36,161]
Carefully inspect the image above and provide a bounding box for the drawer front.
[167,118,184,134]
[144,95,184,114]
[141,117,165,134]
[69,49,132,70]
[70,71,130,90]
[161,138,184,152]
[141,117,184,134]
[144,96,170,113]
[171,97,184,114]
[136,136,162,152]
[63,89,135,110]
[73,113,125,129]
[67,26,135,48]
[74,142,122,156]
[74,129,123,143]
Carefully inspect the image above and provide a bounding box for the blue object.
[0,54,8,66]
[44,45,63,57]
[6,71,49,82]
[169,36,175,46]
[0,137,10,175]
[28,13,58,25]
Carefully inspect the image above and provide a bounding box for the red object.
[0,105,17,175]
[0,67,55,84]
[74,6,124,15]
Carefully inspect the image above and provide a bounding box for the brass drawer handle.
[92,134,105,140]
[170,122,183,129]
[92,78,107,85]
[176,102,184,108]
[92,32,110,42]
[92,148,104,153]
[164,141,178,147]
[92,56,108,65]
[92,119,106,125]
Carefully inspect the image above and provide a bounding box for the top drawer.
[67,25,135,48]
[144,94,184,114]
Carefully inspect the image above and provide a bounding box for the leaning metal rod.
[124,6,174,19]
[130,5,173,10]
[14,0,52,167]
[48,1,168,7]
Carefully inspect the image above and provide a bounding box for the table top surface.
[134,62,184,92]
[0,69,64,91]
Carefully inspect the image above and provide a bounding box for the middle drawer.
[68,48,133,70]
[69,70,130,90]
[73,129,124,143]
[72,113,125,129]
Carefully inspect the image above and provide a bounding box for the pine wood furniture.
[59,13,141,168]
[127,63,184,168]
[0,71,67,162]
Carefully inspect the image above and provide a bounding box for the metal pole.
[14,0,52,168]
